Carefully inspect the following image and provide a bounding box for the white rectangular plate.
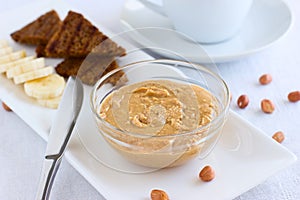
[0,1,296,199]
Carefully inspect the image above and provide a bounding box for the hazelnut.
[151,189,169,200]
[272,131,285,143]
[2,102,12,112]
[259,74,272,85]
[261,99,275,113]
[199,165,215,182]
[237,95,249,109]
[288,91,300,102]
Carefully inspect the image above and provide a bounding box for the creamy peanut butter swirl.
[100,80,216,136]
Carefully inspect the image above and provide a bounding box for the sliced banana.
[6,58,45,78]
[13,66,53,84]
[0,50,26,65]
[0,40,8,48]
[0,46,13,57]
[37,95,62,109]
[0,56,35,73]
[24,74,65,99]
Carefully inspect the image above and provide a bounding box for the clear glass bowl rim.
[90,59,230,139]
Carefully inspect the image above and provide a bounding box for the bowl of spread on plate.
[90,59,230,168]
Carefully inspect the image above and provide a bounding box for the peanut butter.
[99,80,218,168]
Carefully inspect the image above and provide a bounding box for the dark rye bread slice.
[35,44,47,57]
[44,11,125,58]
[55,56,125,85]
[11,10,61,45]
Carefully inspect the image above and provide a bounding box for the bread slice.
[44,11,125,58]
[11,10,62,45]
[35,44,47,57]
[55,55,125,85]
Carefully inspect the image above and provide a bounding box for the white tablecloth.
[0,0,299,199]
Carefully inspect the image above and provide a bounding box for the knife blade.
[36,76,84,200]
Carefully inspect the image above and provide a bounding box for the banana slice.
[24,74,65,99]
[0,46,13,57]
[37,95,62,109]
[0,40,8,48]
[0,50,26,65]
[6,57,45,78]
[0,56,35,73]
[13,66,53,84]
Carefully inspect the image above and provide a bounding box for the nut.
[199,165,215,182]
[259,74,272,85]
[237,95,249,109]
[151,189,169,200]
[261,99,275,113]
[272,131,285,143]
[2,102,12,112]
[288,91,300,102]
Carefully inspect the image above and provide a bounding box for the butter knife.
[36,76,84,200]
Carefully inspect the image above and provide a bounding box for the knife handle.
[35,156,62,200]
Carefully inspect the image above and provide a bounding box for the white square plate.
[0,1,296,199]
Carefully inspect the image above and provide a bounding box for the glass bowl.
[90,59,230,169]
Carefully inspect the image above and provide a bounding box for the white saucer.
[120,0,293,63]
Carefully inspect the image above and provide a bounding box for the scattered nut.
[288,91,300,102]
[151,189,169,200]
[2,102,12,112]
[199,165,215,182]
[272,131,285,143]
[237,95,249,109]
[259,74,272,85]
[261,99,275,113]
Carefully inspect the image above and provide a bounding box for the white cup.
[138,0,253,43]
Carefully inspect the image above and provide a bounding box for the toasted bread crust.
[44,11,125,58]
[55,56,125,85]
[11,10,62,45]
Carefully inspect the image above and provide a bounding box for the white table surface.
[0,0,299,199]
